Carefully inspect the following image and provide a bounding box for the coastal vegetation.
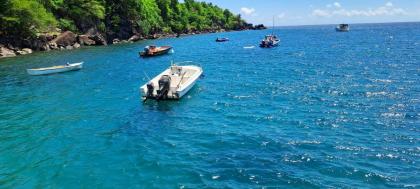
[0,0,265,58]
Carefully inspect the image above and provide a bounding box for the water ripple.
[0,23,419,188]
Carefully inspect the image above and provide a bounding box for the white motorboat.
[140,63,203,101]
[27,62,83,75]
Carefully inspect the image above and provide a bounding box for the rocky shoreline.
[0,25,267,59]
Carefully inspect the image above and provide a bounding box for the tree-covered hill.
[0,0,256,45]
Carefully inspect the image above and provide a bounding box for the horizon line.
[267,20,420,28]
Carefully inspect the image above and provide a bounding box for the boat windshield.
[170,66,183,76]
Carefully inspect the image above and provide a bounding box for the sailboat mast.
[272,16,274,35]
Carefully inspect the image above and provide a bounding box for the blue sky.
[198,0,420,26]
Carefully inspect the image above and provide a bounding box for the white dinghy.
[140,62,203,101]
[27,62,83,75]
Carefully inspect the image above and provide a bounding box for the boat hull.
[27,62,83,76]
[260,40,280,48]
[176,76,199,99]
[336,28,349,32]
[140,46,172,57]
[216,38,229,42]
[336,24,349,32]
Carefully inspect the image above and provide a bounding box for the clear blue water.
[0,22,419,188]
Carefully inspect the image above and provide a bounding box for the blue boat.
[216,37,229,42]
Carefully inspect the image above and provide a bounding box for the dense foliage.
[0,0,249,42]
[0,0,57,37]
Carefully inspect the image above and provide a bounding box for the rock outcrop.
[30,35,49,51]
[51,31,77,47]
[89,33,107,45]
[22,48,33,54]
[78,35,96,46]
[49,42,58,50]
[15,48,33,55]
[0,45,16,58]
[77,33,107,46]
[252,24,267,30]
[128,35,141,42]
[1,20,266,59]
[73,43,81,48]
[112,38,120,44]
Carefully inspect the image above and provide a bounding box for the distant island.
[0,0,266,58]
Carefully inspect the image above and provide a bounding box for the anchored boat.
[260,35,280,48]
[260,16,280,48]
[336,24,349,32]
[216,38,229,42]
[139,45,172,57]
[27,62,83,75]
[140,62,203,101]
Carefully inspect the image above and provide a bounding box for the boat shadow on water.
[142,100,177,112]
[141,84,202,111]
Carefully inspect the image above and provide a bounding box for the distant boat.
[27,62,83,75]
[216,38,229,42]
[336,24,349,32]
[260,35,280,48]
[140,62,203,101]
[243,46,255,49]
[139,45,172,57]
[260,16,280,48]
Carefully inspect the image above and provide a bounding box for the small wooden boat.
[336,24,349,32]
[140,62,203,101]
[139,45,172,57]
[216,38,229,42]
[260,35,280,48]
[27,62,83,75]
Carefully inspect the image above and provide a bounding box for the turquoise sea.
[0,22,419,188]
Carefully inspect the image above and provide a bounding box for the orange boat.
[139,45,173,57]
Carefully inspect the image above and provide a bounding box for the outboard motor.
[146,82,154,98]
[260,40,267,47]
[156,75,171,100]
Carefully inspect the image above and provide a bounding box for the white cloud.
[277,13,286,19]
[240,7,256,15]
[312,9,331,17]
[312,2,406,17]
[334,2,341,8]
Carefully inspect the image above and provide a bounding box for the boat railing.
[172,60,194,65]
[176,71,187,89]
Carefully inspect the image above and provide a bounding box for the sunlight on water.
[0,22,419,188]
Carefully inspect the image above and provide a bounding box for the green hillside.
[0,0,251,43]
